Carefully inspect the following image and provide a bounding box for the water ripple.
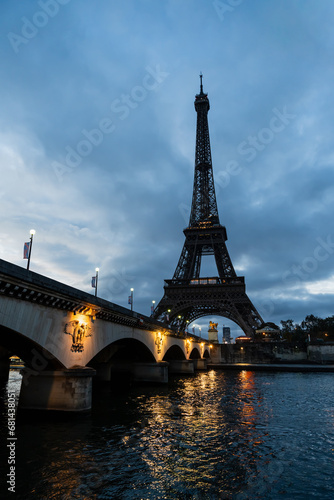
[1,370,334,499]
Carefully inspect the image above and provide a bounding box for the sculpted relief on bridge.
[64,319,92,352]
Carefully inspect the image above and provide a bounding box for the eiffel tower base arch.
[153,278,262,337]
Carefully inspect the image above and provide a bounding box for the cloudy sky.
[1,0,334,339]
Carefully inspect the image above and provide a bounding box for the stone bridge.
[0,260,213,412]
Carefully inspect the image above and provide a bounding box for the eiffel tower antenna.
[153,78,263,335]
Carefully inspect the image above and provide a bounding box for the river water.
[1,369,334,499]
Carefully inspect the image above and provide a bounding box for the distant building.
[255,323,281,342]
[235,336,253,344]
[223,326,231,343]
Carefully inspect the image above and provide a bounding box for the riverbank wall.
[219,342,334,364]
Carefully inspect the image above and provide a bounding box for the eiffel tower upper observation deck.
[152,76,263,336]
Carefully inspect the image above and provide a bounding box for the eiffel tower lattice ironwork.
[152,75,263,336]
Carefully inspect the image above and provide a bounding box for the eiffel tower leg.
[213,242,236,279]
[225,295,263,336]
[173,242,202,281]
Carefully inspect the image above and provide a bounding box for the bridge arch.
[88,337,163,384]
[162,344,186,361]
[0,325,64,370]
[189,346,201,359]
[88,337,156,366]
[203,347,211,359]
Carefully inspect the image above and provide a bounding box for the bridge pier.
[192,358,208,370]
[168,360,194,374]
[132,362,169,383]
[0,347,10,379]
[18,366,95,412]
[106,361,169,384]
[94,362,112,382]
[208,344,221,363]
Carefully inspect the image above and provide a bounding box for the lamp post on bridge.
[91,267,99,297]
[94,268,99,297]
[129,288,134,311]
[25,229,35,271]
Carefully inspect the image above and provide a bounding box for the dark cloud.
[1,0,334,339]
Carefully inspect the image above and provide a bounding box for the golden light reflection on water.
[133,371,266,497]
[2,370,334,499]
[237,370,259,424]
[5,369,266,498]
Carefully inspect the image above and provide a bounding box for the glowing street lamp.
[151,300,155,316]
[129,288,134,311]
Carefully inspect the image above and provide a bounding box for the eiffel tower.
[153,75,263,336]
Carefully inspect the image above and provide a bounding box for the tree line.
[280,314,334,342]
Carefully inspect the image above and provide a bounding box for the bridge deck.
[0,259,187,335]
